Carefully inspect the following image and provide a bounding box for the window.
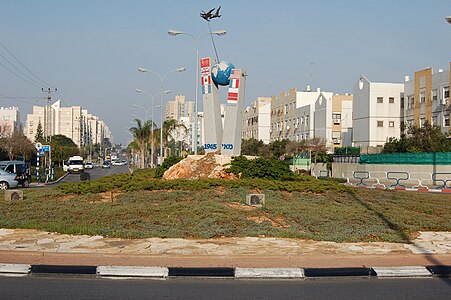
[432,89,438,101]
[389,121,395,127]
[377,97,383,103]
[420,90,425,103]
[432,116,438,126]
[377,121,383,127]
[389,97,395,104]
[332,112,341,119]
[420,118,426,128]
[444,86,450,99]
[332,131,341,139]
[445,115,450,127]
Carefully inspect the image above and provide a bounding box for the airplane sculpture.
[200,6,221,21]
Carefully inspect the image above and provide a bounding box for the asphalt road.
[57,164,130,184]
[0,276,449,300]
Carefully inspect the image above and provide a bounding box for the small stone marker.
[4,190,23,202]
[80,172,90,181]
[246,194,265,206]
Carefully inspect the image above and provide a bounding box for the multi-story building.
[314,93,353,151]
[403,65,450,133]
[352,75,404,147]
[270,87,323,142]
[165,95,195,152]
[0,106,21,137]
[165,95,194,122]
[242,97,271,144]
[25,100,111,148]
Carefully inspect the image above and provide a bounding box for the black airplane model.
[200,6,221,21]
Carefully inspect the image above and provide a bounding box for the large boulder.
[162,153,238,180]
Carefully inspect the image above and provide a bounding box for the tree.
[162,119,186,156]
[15,134,36,160]
[308,137,327,163]
[0,132,35,161]
[34,121,44,143]
[383,122,451,153]
[285,140,308,157]
[49,135,79,165]
[129,119,151,168]
[269,139,288,159]
[241,138,264,156]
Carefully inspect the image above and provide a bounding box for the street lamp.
[138,67,185,164]
[168,29,227,155]
[135,89,171,167]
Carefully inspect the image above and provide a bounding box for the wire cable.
[0,40,55,88]
[207,21,220,62]
[0,59,42,88]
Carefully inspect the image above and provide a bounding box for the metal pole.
[160,80,163,163]
[151,102,154,168]
[194,41,199,155]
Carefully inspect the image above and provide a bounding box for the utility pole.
[41,88,57,143]
[41,87,57,182]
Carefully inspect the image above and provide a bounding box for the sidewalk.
[0,229,450,270]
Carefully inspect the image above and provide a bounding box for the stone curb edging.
[1,264,450,278]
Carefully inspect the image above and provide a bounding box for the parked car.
[102,160,111,169]
[0,160,31,188]
[84,162,94,169]
[0,169,19,190]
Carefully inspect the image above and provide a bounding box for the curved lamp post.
[138,67,185,163]
[134,89,171,167]
[168,29,226,155]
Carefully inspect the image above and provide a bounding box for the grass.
[0,174,449,243]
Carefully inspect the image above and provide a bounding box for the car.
[111,160,122,166]
[0,169,19,190]
[0,160,32,188]
[102,160,111,169]
[84,162,93,169]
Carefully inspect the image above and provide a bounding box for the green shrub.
[154,156,183,178]
[227,156,294,180]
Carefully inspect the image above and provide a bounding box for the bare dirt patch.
[246,214,291,229]
[225,202,257,211]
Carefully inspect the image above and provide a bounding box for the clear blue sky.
[1,0,450,144]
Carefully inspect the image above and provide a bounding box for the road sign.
[35,143,42,150]
[41,145,51,152]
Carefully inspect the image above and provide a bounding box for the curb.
[1,264,450,279]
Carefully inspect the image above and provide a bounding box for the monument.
[201,57,246,155]
[198,6,246,156]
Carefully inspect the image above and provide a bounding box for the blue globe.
[211,61,235,86]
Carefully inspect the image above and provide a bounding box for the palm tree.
[129,119,151,168]
[162,119,187,157]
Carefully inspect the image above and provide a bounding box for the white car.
[84,162,93,169]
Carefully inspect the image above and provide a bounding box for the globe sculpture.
[211,61,235,86]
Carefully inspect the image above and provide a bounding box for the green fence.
[360,152,451,165]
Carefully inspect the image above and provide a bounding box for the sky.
[1,0,450,144]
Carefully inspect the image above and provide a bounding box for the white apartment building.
[25,100,111,148]
[242,97,271,144]
[352,75,404,147]
[314,93,353,151]
[404,65,450,133]
[0,106,21,137]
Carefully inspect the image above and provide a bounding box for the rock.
[163,153,238,180]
